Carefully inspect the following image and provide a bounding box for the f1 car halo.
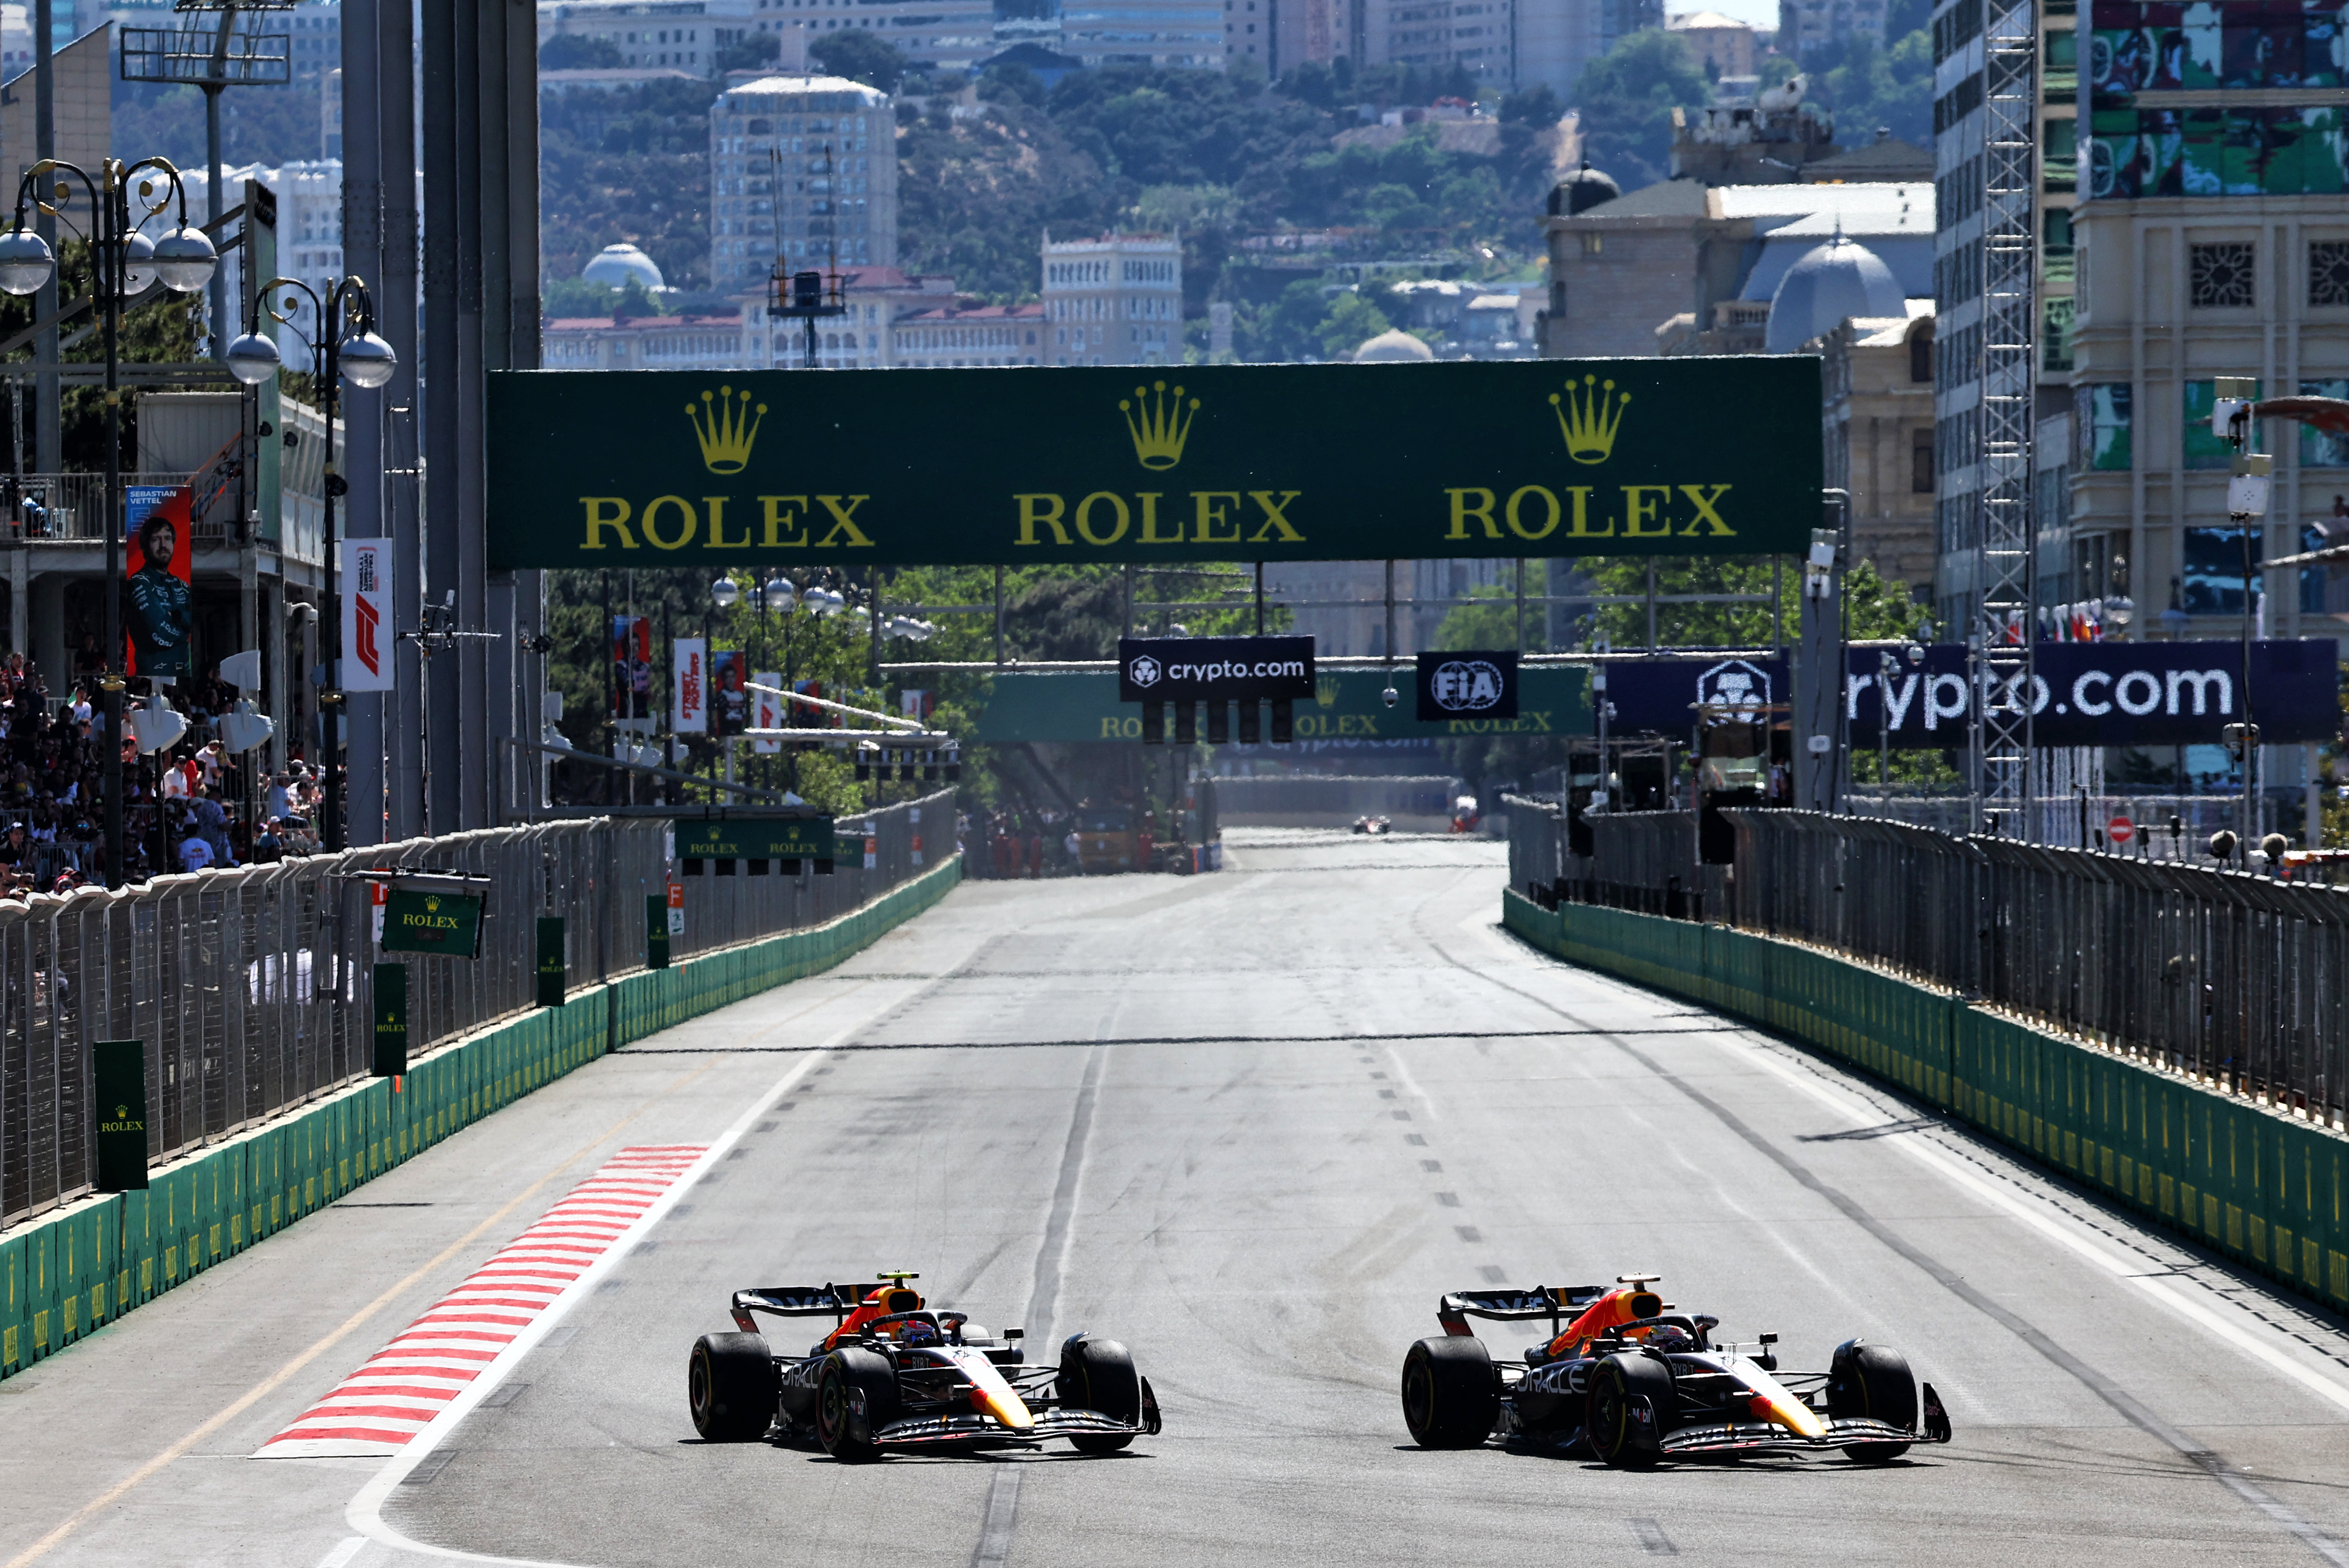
[688,1271,1162,1460]
[1401,1273,1953,1465]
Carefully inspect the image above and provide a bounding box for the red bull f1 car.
[1400,1274,1952,1466]
[687,1271,1161,1461]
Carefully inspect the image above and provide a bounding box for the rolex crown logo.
[1549,374,1630,466]
[116,1104,128,1119]
[1315,675,1341,709]
[424,895,441,912]
[687,386,767,474]
[1120,381,1199,471]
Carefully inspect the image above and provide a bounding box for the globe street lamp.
[226,273,396,852]
[0,157,216,887]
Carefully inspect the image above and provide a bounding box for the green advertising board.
[381,888,486,958]
[373,963,409,1077]
[973,667,1592,745]
[675,815,835,861]
[536,917,567,1008]
[485,358,1823,570]
[93,1039,149,1192]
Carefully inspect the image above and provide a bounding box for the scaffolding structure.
[1968,0,2037,836]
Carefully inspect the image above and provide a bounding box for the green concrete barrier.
[1503,889,2349,1317]
[0,854,961,1381]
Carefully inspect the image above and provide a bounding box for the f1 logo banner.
[484,358,1823,569]
[341,538,396,691]
[1600,640,2339,747]
[1417,651,1518,720]
[1118,635,1316,701]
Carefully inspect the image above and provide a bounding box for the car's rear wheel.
[687,1332,774,1442]
[1586,1352,1673,1468]
[815,1346,899,1462]
[1058,1334,1143,1454]
[1826,1340,1916,1463]
[1401,1336,1499,1449]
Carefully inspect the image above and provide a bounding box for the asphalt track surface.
[5,827,2349,1568]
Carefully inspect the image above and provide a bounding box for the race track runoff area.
[3,829,2348,1568]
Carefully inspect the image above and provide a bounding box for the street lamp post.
[223,275,397,852]
[0,157,217,888]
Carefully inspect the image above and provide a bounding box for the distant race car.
[1353,815,1392,835]
[1400,1274,1952,1466]
[687,1271,1161,1461]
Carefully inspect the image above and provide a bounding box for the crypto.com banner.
[1117,635,1316,702]
[1603,640,2338,747]
[340,538,395,692]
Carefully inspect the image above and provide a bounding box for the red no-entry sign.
[2108,815,2135,844]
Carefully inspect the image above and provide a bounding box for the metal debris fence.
[0,791,952,1230]
[1507,801,2349,1132]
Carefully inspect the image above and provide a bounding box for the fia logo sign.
[1696,658,1771,719]
[1427,659,1509,714]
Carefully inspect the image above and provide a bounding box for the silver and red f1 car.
[687,1271,1161,1461]
[1401,1274,1952,1466]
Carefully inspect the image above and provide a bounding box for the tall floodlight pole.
[1969,0,2037,839]
[225,278,399,852]
[119,1,295,355]
[0,159,220,887]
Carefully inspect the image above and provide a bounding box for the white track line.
[1723,1028,2349,1416]
[344,1035,843,1565]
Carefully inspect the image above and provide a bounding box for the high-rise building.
[2069,0,2349,662]
[709,74,897,289]
[1928,0,2077,637]
[1780,0,1887,56]
[745,0,995,72]
[536,0,756,70]
[1062,0,1225,67]
[1042,232,1183,366]
[1516,0,1660,97]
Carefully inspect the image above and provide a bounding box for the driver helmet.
[898,1317,941,1347]
[1643,1322,1696,1353]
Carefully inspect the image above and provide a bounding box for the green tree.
[542,278,621,317]
[1320,290,1390,356]
[810,30,909,92]
[540,34,624,69]
[713,31,781,73]
[1570,29,1710,189]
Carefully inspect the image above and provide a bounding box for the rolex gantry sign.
[485,358,1823,570]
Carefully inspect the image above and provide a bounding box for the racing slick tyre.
[1585,1352,1674,1469]
[1826,1340,1916,1463]
[1401,1336,1499,1449]
[815,1346,901,1463]
[687,1332,775,1442]
[1057,1335,1143,1455]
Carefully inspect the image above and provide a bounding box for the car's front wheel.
[687,1332,774,1442]
[815,1346,900,1462]
[1826,1339,1916,1463]
[1586,1352,1673,1468]
[1058,1334,1143,1454]
[1401,1336,1499,1448]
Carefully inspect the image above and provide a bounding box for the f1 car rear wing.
[1437,1286,1609,1338]
[730,1283,909,1332]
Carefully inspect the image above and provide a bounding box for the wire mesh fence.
[1505,802,2349,1132]
[1504,798,1725,921]
[0,790,954,1230]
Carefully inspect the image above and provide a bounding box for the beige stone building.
[1818,305,1938,588]
[1042,232,1182,367]
[1666,10,1754,79]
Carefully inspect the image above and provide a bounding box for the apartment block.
[1062,0,1226,67]
[745,0,995,71]
[1042,233,1183,366]
[709,73,897,289]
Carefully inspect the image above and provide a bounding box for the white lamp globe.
[224,331,284,386]
[710,577,740,610]
[337,331,396,389]
[764,575,794,610]
[121,231,158,295]
[151,225,217,294]
[0,228,54,296]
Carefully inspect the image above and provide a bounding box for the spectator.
[253,817,281,862]
[267,772,292,820]
[176,827,214,873]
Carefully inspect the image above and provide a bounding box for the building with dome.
[1352,328,1435,363]
[582,243,666,293]
[1763,228,1903,355]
